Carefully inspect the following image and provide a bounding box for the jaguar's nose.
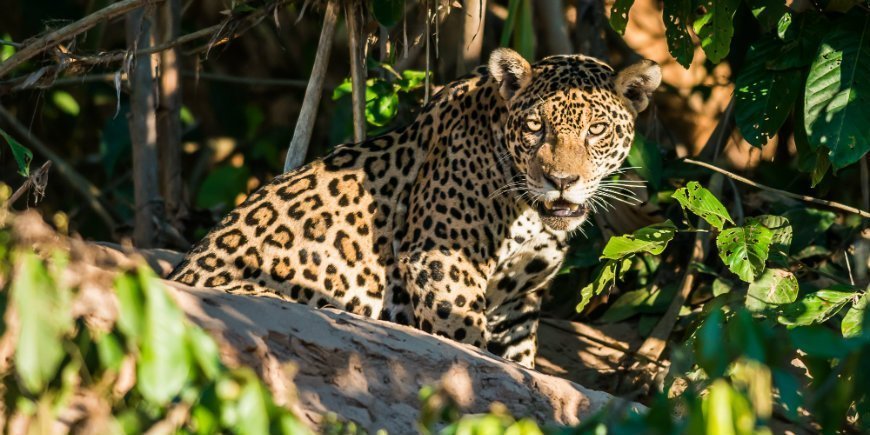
[543,173,579,191]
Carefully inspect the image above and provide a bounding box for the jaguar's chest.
[485,207,569,308]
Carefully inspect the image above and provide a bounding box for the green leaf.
[51,91,80,116]
[188,326,221,380]
[576,260,617,313]
[331,79,353,101]
[663,0,695,68]
[695,308,728,378]
[746,215,791,265]
[600,283,678,323]
[778,287,856,326]
[803,12,870,169]
[601,220,676,260]
[136,267,191,404]
[364,81,399,127]
[96,332,126,372]
[693,0,740,64]
[397,69,427,91]
[371,0,405,28]
[782,208,835,253]
[750,0,789,31]
[115,272,146,342]
[0,127,32,177]
[789,326,856,359]
[746,268,798,311]
[234,378,270,435]
[770,12,827,70]
[609,0,634,35]
[12,253,73,393]
[734,37,802,147]
[716,222,773,282]
[673,181,733,230]
[841,292,867,338]
[626,134,663,189]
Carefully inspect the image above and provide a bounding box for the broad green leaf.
[693,0,740,64]
[746,215,791,265]
[0,33,14,61]
[136,268,191,404]
[600,283,678,323]
[701,380,755,435]
[0,127,32,177]
[788,326,857,359]
[96,332,126,371]
[782,208,835,253]
[716,222,773,282]
[234,379,270,435]
[609,0,634,35]
[601,220,676,260]
[188,326,221,380]
[663,0,695,68]
[695,308,728,378]
[778,287,856,326]
[673,181,733,230]
[841,292,868,338]
[770,12,827,70]
[576,260,617,313]
[626,133,663,189]
[804,12,870,168]
[12,253,73,392]
[397,69,427,91]
[115,272,146,341]
[746,268,798,311]
[772,369,801,418]
[332,79,353,101]
[734,37,802,147]
[371,0,404,28]
[51,91,80,116]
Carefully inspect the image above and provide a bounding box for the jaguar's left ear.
[615,59,661,114]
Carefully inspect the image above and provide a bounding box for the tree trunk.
[126,7,163,248]
[345,0,367,143]
[457,0,487,75]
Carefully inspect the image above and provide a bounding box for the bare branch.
[0,0,166,78]
[346,0,367,143]
[283,0,340,172]
[4,161,52,208]
[683,158,870,219]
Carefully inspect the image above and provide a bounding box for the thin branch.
[683,158,870,219]
[283,0,340,172]
[0,39,22,49]
[10,71,308,90]
[346,0,367,143]
[4,161,52,208]
[0,106,116,228]
[0,0,166,78]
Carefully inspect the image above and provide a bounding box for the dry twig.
[4,161,52,208]
[0,0,165,78]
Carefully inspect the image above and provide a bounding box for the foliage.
[0,232,309,434]
[610,0,870,170]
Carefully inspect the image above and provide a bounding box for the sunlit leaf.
[51,91,80,116]
[576,260,617,313]
[746,268,798,311]
[609,0,634,35]
[12,253,73,393]
[663,0,695,68]
[778,286,856,326]
[804,12,870,168]
[841,292,868,338]
[716,221,773,282]
[602,220,676,260]
[734,36,802,147]
[673,181,733,230]
[750,0,788,31]
[747,215,791,265]
[693,0,740,64]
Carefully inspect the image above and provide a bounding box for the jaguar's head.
[488,48,661,232]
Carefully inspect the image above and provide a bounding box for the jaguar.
[170,48,661,368]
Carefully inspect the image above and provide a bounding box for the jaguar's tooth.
[568,203,580,211]
[542,200,554,210]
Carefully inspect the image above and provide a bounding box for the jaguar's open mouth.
[538,198,587,218]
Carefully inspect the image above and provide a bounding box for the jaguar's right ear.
[488,48,532,102]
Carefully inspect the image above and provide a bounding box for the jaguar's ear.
[488,48,532,101]
[615,59,661,114]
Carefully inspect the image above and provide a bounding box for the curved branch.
[683,158,870,219]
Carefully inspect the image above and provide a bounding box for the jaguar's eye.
[588,122,608,136]
[525,116,543,133]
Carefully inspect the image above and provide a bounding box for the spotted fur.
[170,49,661,368]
